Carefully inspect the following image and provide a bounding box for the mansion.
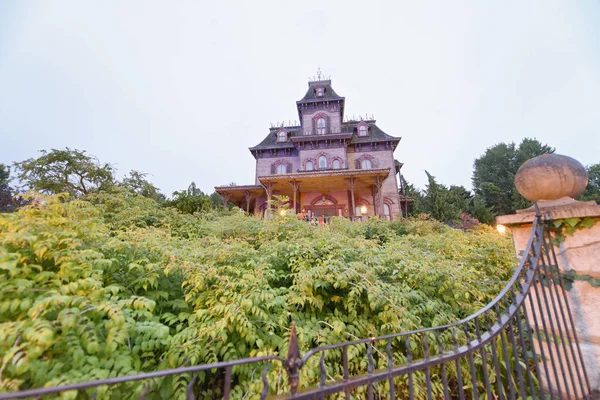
[215,75,411,220]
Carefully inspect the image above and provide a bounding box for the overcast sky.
[1,1,599,195]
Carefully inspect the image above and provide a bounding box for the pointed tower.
[296,70,345,135]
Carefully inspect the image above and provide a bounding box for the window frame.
[358,125,368,137]
[305,161,314,171]
[316,87,325,97]
[277,130,287,142]
[318,155,327,169]
[317,118,326,135]
[276,164,287,174]
[361,159,372,169]
[332,159,341,169]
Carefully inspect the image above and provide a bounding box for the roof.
[297,80,345,103]
[249,127,299,151]
[343,122,401,145]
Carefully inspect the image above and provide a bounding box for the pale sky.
[1,1,599,196]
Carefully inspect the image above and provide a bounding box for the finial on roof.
[316,67,322,81]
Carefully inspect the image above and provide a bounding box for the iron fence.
[0,208,593,399]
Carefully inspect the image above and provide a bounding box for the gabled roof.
[342,121,401,145]
[249,127,299,151]
[297,80,345,104]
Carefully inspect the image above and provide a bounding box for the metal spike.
[286,322,302,395]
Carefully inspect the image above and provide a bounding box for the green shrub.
[0,193,515,398]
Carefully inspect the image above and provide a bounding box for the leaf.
[565,218,581,228]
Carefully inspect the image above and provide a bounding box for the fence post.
[285,323,302,395]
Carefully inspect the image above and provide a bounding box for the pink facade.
[216,76,410,220]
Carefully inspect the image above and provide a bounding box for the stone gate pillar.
[497,154,600,391]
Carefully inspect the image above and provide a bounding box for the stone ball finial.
[515,154,588,202]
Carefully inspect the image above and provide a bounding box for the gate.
[0,209,594,399]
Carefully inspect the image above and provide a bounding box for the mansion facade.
[215,75,411,220]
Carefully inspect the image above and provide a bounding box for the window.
[277,164,287,174]
[305,161,314,171]
[359,125,368,136]
[361,159,372,169]
[277,130,287,142]
[316,87,324,97]
[384,204,391,219]
[317,118,326,135]
[332,159,341,169]
[318,155,327,169]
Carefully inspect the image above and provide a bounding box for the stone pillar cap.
[515,153,588,202]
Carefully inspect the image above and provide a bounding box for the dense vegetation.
[0,191,515,398]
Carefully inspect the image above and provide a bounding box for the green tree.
[119,170,164,202]
[579,163,600,203]
[165,182,213,214]
[13,148,114,197]
[0,164,15,212]
[422,171,461,223]
[472,138,554,215]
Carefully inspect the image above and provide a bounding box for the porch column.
[371,185,378,216]
[244,191,252,213]
[221,193,231,209]
[289,180,300,214]
[347,177,356,217]
[263,183,273,215]
[375,176,384,218]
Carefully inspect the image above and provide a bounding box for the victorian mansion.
[215,75,411,220]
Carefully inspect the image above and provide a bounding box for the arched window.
[332,159,341,169]
[316,87,324,97]
[318,155,327,169]
[361,159,372,169]
[384,203,391,220]
[305,161,314,171]
[277,164,287,174]
[317,118,326,135]
[359,125,368,136]
[277,130,287,142]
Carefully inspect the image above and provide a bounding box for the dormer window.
[358,125,368,137]
[317,118,326,135]
[316,87,325,97]
[277,130,287,142]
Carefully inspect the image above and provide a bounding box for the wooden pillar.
[376,176,384,218]
[263,183,273,214]
[244,191,252,213]
[221,193,230,209]
[347,177,356,217]
[289,180,300,214]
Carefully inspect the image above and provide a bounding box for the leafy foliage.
[579,163,600,204]
[0,193,515,398]
[472,138,555,215]
[0,164,16,213]
[118,170,164,202]
[13,148,115,197]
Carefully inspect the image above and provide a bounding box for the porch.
[215,168,399,220]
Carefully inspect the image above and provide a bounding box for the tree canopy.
[472,138,554,215]
[0,164,14,212]
[580,163,600,204]
[13,148,115,197]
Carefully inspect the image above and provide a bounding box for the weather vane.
[316,67,322,81]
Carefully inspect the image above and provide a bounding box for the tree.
[165,182,213,214]
[119,170,164,202]
[421,171,461,223]
[472,138,554,215]
[0,164,14,212]
[14,148,114,197]
[579,163,600,204]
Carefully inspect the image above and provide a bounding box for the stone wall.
[498,204,600,391]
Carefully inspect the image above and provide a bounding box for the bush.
[0,193,515,398]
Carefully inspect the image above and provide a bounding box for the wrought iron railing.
[0,209,593,399]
